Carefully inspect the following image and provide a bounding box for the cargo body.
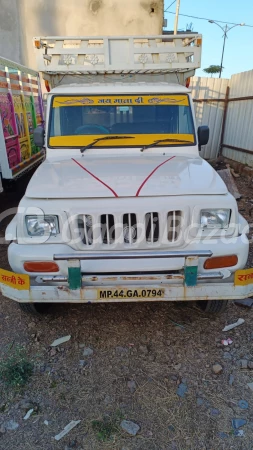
[0,57,44,189]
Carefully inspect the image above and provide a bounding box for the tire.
[197,299,229,314]
[19,303,52,316]
[2,179,16,192]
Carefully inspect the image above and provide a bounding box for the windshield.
[49,94,195,148]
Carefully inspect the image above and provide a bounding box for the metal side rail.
[1,250,253,303]
[53,250,213,260]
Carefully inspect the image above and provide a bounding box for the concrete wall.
[0,0,164,69]
[0,0,22,63]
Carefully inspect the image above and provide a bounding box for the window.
[49,94,195,148]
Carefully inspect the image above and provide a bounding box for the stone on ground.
[238,400,248,409]
[83,347,93,357]
[212,364,223,374]
[239,359,248,369]
[120,420,140,436]
[231,418,247,429]
[4,420,19,431]
[177,383,188,398]
[127,380,136,393]
[229,374,234,385]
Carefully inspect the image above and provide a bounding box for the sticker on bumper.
[0,268,30,290]
[234,268,253,286]
[97,288,165,300]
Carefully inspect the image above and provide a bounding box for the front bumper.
[2,244,253,303]
[7,235,249,276]
[1,272,253,303]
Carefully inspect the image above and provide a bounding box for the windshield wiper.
[80,136,134,153]
[140,138,194,152]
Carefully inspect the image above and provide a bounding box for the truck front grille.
[77,210,183,248]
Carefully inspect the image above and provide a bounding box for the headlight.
[25,215,59,236]
[200,209,231,229]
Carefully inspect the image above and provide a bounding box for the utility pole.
[219,25,228,78]
[209,21,244,78]
[173,0,181,35]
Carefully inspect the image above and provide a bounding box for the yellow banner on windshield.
[53,95,189,108]
[50,133,195,147]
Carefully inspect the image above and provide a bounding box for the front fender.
[239,213,249,235]
[5,216,17,242]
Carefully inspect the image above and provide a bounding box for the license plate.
[234,268,253,286]
[0,268,30,290]
[97,288,165,300]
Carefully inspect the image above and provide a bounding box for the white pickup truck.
[2,35,252,315]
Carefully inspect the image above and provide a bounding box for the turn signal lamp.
[24,261,59,273]
[34,39,41,49]
[45,80,50,92]
[185,77,190,88]
[204,255,238,270]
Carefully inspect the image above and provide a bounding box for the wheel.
[197,299,229,314]
[19,303,52,316]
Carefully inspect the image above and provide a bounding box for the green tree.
[203,65,222,77]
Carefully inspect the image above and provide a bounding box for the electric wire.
[164,10,253,28]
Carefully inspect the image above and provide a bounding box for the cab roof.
[50,82,191,95]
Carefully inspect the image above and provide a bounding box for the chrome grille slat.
[172,211,176,242]
[167,210,182,243]
[101,214,115,244]
[145,212,159,243]
[92,214,102,245]
[106,214,110,244]
[150,212,154,244]
[128,213,132,244]
[83,215,89,245]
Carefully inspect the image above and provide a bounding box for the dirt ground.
[1,168,253,450]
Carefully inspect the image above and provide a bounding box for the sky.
[164,0,253,79]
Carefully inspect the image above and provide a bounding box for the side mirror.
[34,126,45,148]
[198,125,209,149]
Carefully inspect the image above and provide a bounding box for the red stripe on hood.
[72,158,118,198]
[136,156,175,197]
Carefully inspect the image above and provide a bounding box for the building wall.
[0,0,22,63]
[0,0,164,69]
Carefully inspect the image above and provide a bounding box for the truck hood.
[25,154,227,198]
